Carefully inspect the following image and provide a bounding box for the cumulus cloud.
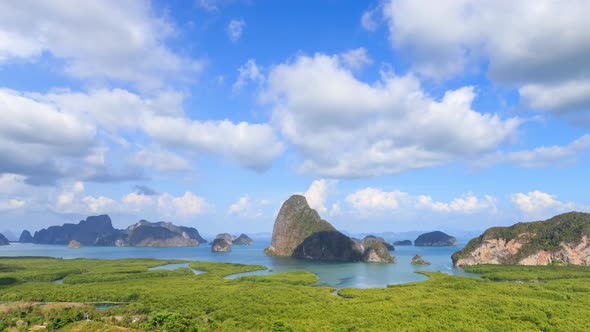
[302,179,337,214]
[508,135,590,168]
[0,199,25,211]
[339,48,373,70]
[157,192,208,218]
[346,187,496,215]
[382,0,590,83]
[361,9,378,32]
[262,52,520,177]
[511,191,577,220]
[145,117,284,171]
[4,87,284,178]
[0,0,202,87]
[227,19,246,42]
[227,195,266,218]
[0,88,97,184]
[233,59,264,92]
[129,147,192,173]
[520,80,590,123]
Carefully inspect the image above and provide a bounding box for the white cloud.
[511,191,576,220]
[0,1,202,87]
[227,195,265,218]
[339,48,373,70]
[382,0,590,83]
[346,187,496,216]
[262,52,520,177]
[158,192,208,218]
[361,9,378,32]
[415,194,496,214]
[227,19,246,42]
[302,179,337,214]
[520,80,590,119]
[145,117,284,171]
[8,87,284,175]
[129,147,192,173]
[0,199,25,211]
[346,187,404,211]
[197,0,220,11]
[233,59,264,92]
[508,134,590,168]
[0,88,96,184]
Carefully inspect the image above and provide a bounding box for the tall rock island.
[265,195,394,263]
[453,212,590,267]
[414,231,457,246]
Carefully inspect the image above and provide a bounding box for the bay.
[0,239,476,289]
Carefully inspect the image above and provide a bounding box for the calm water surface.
[0,240,476,289]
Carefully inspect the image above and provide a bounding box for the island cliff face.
[211,238,231,252]
[32,216,206,247]
[415,231,457,246]
[19,230,33,243]
[0,233,9,246]
[266,195,394,263]
[33,215,123,246]
[453,212,590,267]
[265,195,336,257]
[233,234,253,245]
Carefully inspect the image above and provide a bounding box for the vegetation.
[2,257,590,330]
[452,212,590,264]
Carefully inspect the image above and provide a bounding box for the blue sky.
[1,0,590,237]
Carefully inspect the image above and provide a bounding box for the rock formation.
[233,234,253,245]
[359,235,395,251]
[121,220,206,247]
[19,230,33,243]
[32,215,206,247]
[266,195,395,263]
[265,195,336,256]
[452,212,590,267]
[211,238,232,252]
[411,255,431,265]
[33,215,124,246]
[414,231,457,246]
[393,240,412,246]
[67,240,82,249]
[215,233,234,245]
[0,233,9,245]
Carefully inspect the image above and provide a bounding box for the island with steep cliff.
[0,233,9,246]
[265,195,394,263]
[453,212,590,267]
[19,230,33,243]
[31,215,207,247]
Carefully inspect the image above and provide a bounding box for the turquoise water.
[0,240,476,289]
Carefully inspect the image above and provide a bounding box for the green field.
[1,257,590,331]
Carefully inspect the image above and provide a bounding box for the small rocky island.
[393,240,412,246]
[233,233,253,245]
[411,255,431,265]
[453,212,590,267]
[265,195,394,263]
[19,230,33,243]
[0,233,9,246]
[211,238,232,252]
[67,240,82,249]
[414,231,457,246]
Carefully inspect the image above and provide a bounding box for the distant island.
[30,215,207,247]
[265,195,394,263]
[414,231,457,246]
[211,233,253,252]
[0,233,9,246]
[19,230,33,243]
[453,212,590,266]
[393,240,412,246]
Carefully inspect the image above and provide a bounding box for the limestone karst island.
[1,0,589,331]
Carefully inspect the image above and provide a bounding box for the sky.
[1,0,590,237]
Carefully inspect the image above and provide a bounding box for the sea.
[0,239,477,289]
